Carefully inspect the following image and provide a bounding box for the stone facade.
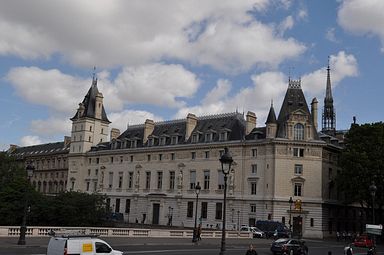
[9,73,356,239]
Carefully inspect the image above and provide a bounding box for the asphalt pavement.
[0,236,382,255]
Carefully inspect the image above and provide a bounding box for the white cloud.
[175,72,287,124]
[338,0,384,51]
[30,117,71,136]
[6,67,90,113]
[0,0,305,73]
[325,27,339,43]
[20,135,42,146]
[109,110,163,133]
[302,51,358,98]
[278,16,294,35]
[114,64,200,107]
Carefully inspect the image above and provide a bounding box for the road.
[0,236,381,255]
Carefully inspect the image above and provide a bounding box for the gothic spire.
[322,57,336,133]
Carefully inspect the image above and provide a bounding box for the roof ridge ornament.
[288,79,301,89]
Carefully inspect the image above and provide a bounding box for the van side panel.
[47,238,66,255]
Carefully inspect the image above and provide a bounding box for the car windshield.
[274,239,289,244]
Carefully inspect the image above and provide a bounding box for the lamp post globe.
[192,182,201,242]
[219,147,233,255]
[17,163,35,245]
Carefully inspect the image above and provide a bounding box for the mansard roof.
[276,79,318,139]
[70,79,110,123]
[91,112,247,151]
[10,142,69,159]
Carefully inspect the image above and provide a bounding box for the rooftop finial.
[271,99,273,107]
[92,66,97,85]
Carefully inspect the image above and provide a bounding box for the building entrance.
[152,203,160,225]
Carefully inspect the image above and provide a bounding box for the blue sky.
[1,0,384,150]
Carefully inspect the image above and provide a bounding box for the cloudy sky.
[1,0,383,150]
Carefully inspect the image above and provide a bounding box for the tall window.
[115,198,120,213]
[251,182,257,195]
[294,183,302,196]
[169,171,175,189]
[217,171,224,190]
[250,204,256,213]
[118,173,123,188]
[204,170,210,189]
[190,170,196,189]
[294,123,304,140]
[187,201,194,218]
[215,203,223,219]
[145,172,151,189]
[251,164,257,175]
[295,164,303,175]
[205,151,210,159]
[125,199,131,213]
[191,151,196,160]
[252,149,257,157]
[157,171,163,189]
[128,172,133,189]
[201,202,208,219]
[108,172,113,188]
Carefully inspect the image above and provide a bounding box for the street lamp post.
[289,197,293,237]
[17,163,35,245]
[369,181,377,246]
[219,147,233,255]
[192,182,201,242]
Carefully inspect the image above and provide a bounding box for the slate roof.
[276,80,319,139]
[10,142,69,159]
[91,112,250,151]
[70,79,110,123]
[265,104,277,124]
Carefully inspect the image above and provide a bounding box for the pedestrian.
[245,244,258,255]
[344,244,353,255]
[197,224,202,241]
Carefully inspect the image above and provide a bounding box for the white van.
[47,234,123,255]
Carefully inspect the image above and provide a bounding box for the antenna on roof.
[92,66,97,85]
[288,66,294,81]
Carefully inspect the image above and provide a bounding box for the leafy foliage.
[337,122,384,209]
[0,152,107,226]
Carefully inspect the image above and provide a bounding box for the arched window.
[294,123,304,140]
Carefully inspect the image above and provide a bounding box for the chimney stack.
[246,111,257,135]
[311,98,318,131]
[143,119,155,144]
[110,128,121,141]
[185,113,198,141]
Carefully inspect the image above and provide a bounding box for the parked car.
[240,226,265,238]
[270,238,308,255]
[353,235,373,248]
[256,220,290,238]
[47,232,123,255]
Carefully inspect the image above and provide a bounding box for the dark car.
[256,220,290,238]
[353,235,373,248]
[270,238,308,255]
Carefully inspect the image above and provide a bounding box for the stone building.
[9,65,354,238]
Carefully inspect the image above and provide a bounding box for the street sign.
[366,224,383,235]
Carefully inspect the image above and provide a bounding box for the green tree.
[337,122,384,213]
[0,152,35,225]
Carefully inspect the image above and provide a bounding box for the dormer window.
[192,134,198,143]
[171,136,178,145]
[219,132,227,141]
[294,123,304,140]
[205,133,213,142]
[160,137,166,146]
[148,138,154,147]
[131,140,137,148]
